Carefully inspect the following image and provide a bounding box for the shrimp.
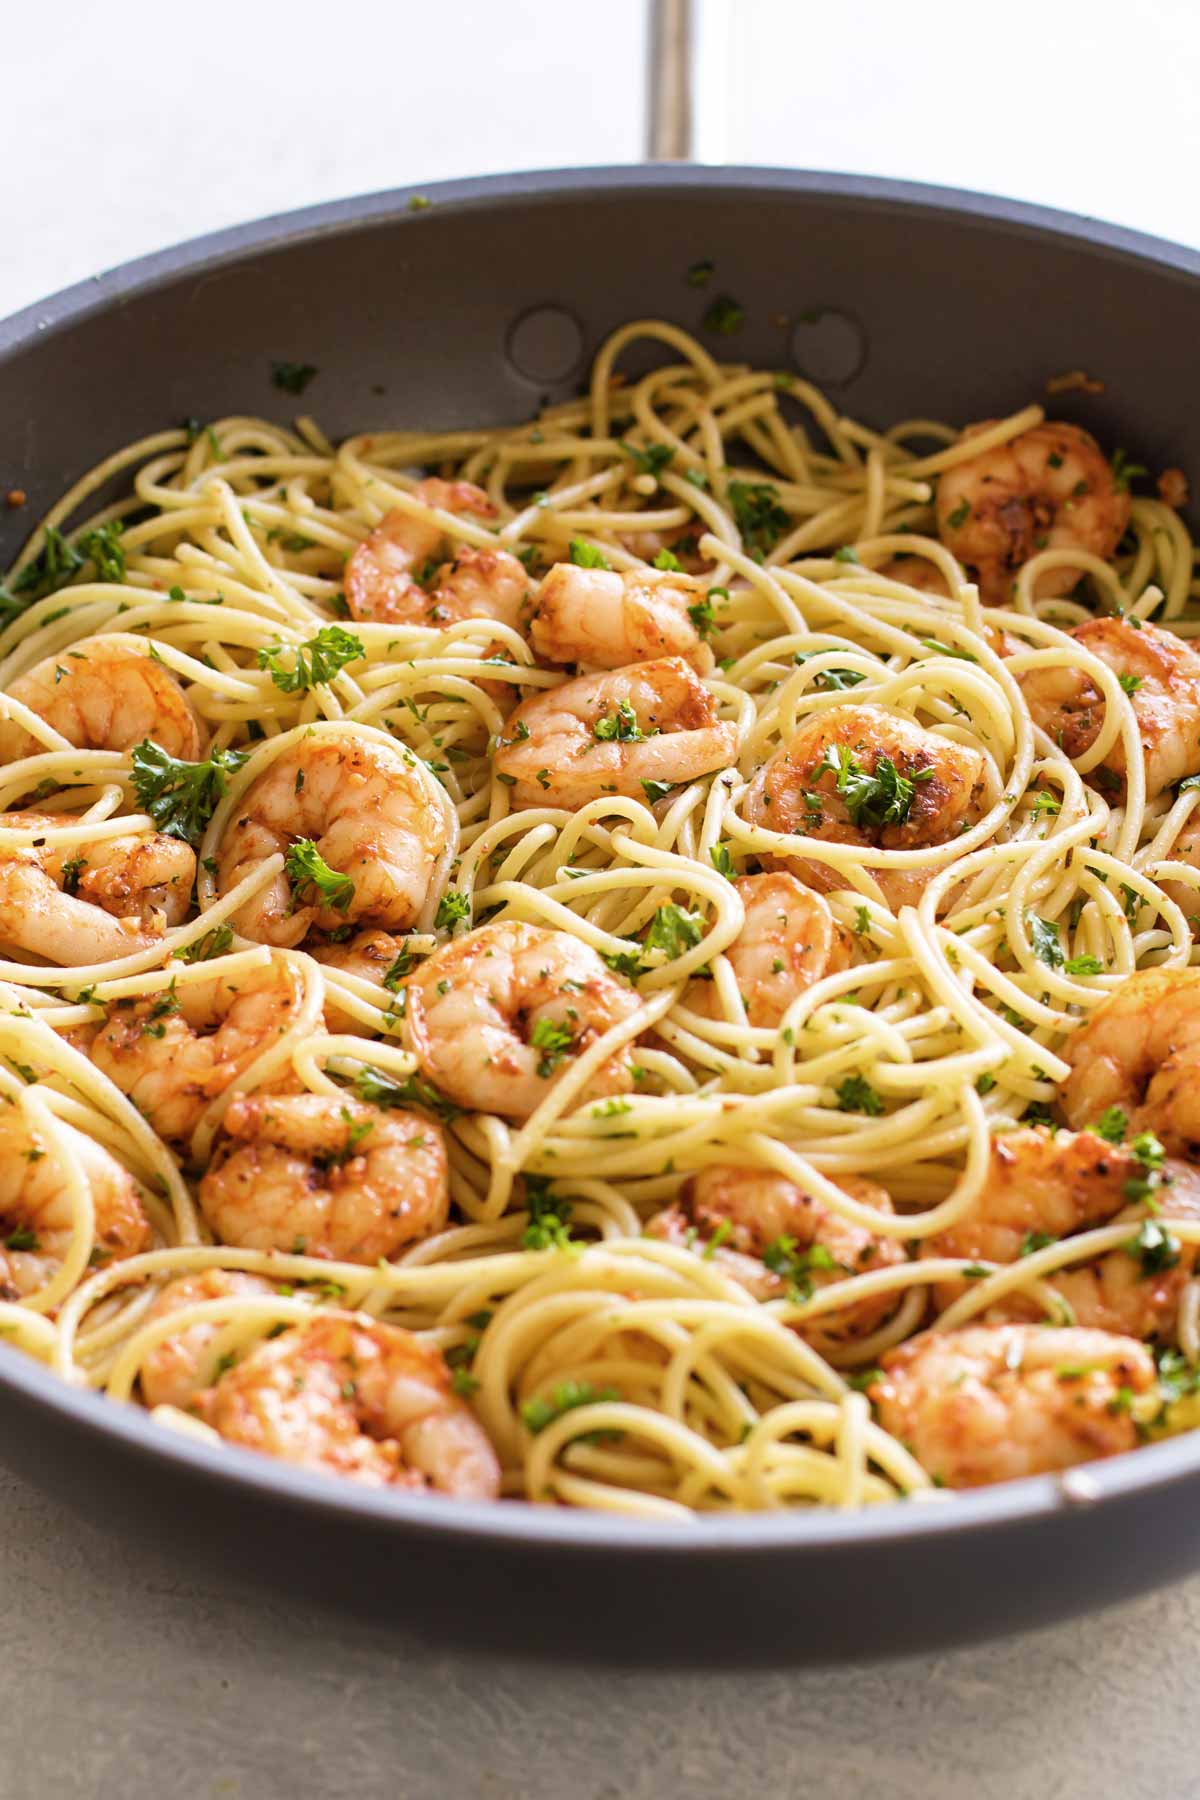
[0,812,194,965]
[1062,968,1200,1157]
[0,1105,149,1299]
[140,1270,275,1410]
[695,872,852,1028]
[1019,618,1200,797]
[310,929,404,1033]
[744,703,985,909]
[0,635,204,762]
[89,955,307,1145]
[405,920,640,1121]
[528,563,713,671]
[199,1092,449,1260]
[870,1324,1153,1488]
[877,556,952,597]
[345,479,528,631]
[647,1164,906,1356]
[216,729,450,948]
[493,656,738,809]
[197,1314,501,1497]
[925,1126,1200,1336]
[936,421,1130,604]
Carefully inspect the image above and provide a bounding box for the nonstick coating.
[3,167,1200,1666]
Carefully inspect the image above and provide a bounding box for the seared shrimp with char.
[529,563,713,670]
[345,479,528,633]
[493,656,738,809]
[198,1092,449,1261]
[405,920,640,1121]
[936,421,1129,604]
[744,703,985,909]
[216,728,452,948]
[197,1314,501,1498]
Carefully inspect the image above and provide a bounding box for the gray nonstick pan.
[3,164,1200,1666]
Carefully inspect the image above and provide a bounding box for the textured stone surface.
[5,1463,1198,1800]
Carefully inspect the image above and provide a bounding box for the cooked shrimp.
[198,1314,501,1497]
[310,929,403,1033]
[0,812,194,964]
[870,1324,1153,1488]
[199,1092,449,1260]
[877,556,952,597]
[493,656,738,809]
[0,635,204,762]
[0,1105,149,1299]
[345,479,528,631]
[529,563,713,671]
[405,920,640,1120]
[925,1126,1200,1334]
[1062,968,1200,1157]
[936,421,1129,604]
[89,955,307,1145]
[647,1164,906,1356]
[744,703,985,908]
[216,729,450,948]
[695,872,852,1028]
[1020,618,1200,797]
[140,1270,275,1410]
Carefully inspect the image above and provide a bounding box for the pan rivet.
[790,309,866,386]
[1058,1469,1101,1507]
[506,307,585,385]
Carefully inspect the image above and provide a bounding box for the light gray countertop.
[8,1455,1199,1800]
[6,4,1200,1794]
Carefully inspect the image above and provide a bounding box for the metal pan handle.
[645,0,728,163]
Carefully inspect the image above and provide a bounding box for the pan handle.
[645,0,728,163]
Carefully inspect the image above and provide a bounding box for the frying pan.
[4,142,1200,1665]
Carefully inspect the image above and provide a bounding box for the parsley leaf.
[762,1233,840,1303]
[78,521,126,583]
[644,903,704,959]
[1028,915,1065,969]
[1094,1106,1128,1144]
[257,624,364,692]
[1064,953,1104,976]
[271,361,319,395]
[284,839,355,912]
[1126,1218,1181,1276]
[593,699,646,742]
[727,480,789,559]
[9,527,85,603]
[709,843,736,880]
[835,1074,884,1115]
[349,1063,462,1121]
[172,924,234,964]
[521,1177,575,1251]
[619,441,674,478]
[568,538,610,570]
[130,739,248,844]
[702,295,744,335]
[435,890,471,932]
[520,1379,620,1440]
[814,744,924,829]
[531,1016,574,1078]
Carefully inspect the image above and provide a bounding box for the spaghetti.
[1,319,1199,1513]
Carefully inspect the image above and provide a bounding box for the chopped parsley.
[77,521,126,584]
[257,624,364,692]
[687,595,714,637]
[284,839,355,912]
[271,361,319,395]
[813,744,927,829]
[1094,1106,1128,1144]
[1125,1217,1181,1276]
[568,538,610,570]
[1028,914,1065,970]
[530,1016,574,1078]
[835,1074,884,1115]
[619,441,674,479]
[1111,448,1148,492]
[130,739,248,844]
[641,779,675,804]
[702,295,744,336]
[686,259,715,288]
[792,650,867,691]
[593,699,646,742]
[1063,953,1104,976]
[727,480,789,559]
[521,1177,575,1251]
[644,903,704,959]
[762,1234,840,1303]
[709,843,736,880]
[172,924,235,963]
[653,548,682,572]
[946,499,970,530]
[520,1379,620,1440]
[434,889,471,932]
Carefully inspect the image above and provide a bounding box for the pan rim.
[3,163,1200,355]
[4,161,1200,1554]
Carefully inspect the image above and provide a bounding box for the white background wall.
[5,0,1198,321]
